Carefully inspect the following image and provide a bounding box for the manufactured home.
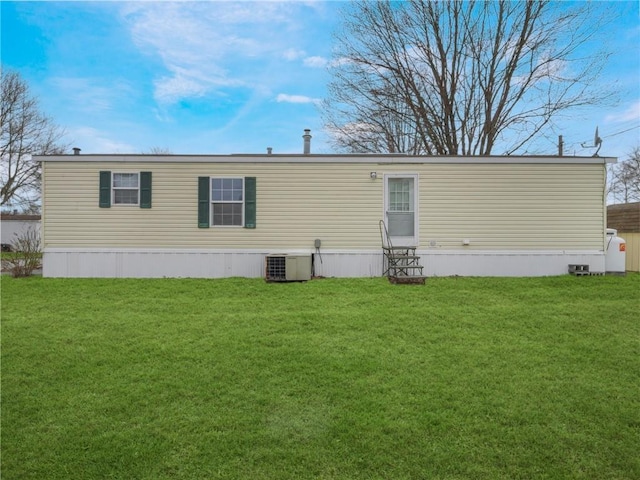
[36,144,615,278]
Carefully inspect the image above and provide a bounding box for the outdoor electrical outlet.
[314,239,321,248]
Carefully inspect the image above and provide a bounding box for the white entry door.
[384,174,418,246]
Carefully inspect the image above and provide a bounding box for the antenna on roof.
[580,127,603,157]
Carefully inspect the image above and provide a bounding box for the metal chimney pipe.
[72,147,81,155]
[303,129,311,155]
[558,135,564,157]
[267,147,273,155]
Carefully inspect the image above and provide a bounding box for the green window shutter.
[244,176,256,229]
[198,176,210,228]
[140,171,152,208]
[99,171,111,208]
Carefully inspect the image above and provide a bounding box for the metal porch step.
[389,275,426,285]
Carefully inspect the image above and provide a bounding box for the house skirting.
[42,248,606,278]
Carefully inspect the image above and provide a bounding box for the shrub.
[5,226,41,277]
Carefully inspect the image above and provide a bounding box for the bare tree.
[323,0,614,155]
[1,68,68,210]
[609,147,640,204]
[327,88,425,154]
[143,146,173,154]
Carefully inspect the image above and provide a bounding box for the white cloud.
[48,76,131,113]
[119,2,307,105]
[605,101,640,123]
[153,66,240,105]
[303,56,328,68]
[328,57,354,68]
[276,94,320,104]
[69,126,137,153]
[283,48,306,61]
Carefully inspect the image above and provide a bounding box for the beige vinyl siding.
[42,160,605,251]
[420,163,605,249]
[43,162,382,249]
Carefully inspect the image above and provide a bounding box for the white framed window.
[112,173,139,205]
[211,177,244,226]
[389,178,413,213]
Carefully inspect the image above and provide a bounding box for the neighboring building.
[35,147,615,278]
[607,202,640,272]
[0,214,41,251]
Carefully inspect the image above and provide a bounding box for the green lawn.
[2,275,639,479]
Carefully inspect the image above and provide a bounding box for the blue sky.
[2,1,639,157]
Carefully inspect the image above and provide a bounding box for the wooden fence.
[607,203,639,272]
[618,232,640,272]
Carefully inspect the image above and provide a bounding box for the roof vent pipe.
[303,129,311,155]
[72,147,81,155]
[267,147,273,155]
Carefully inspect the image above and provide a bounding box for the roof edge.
[34,154,617,165]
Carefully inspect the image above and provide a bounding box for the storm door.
[384,174,418,246]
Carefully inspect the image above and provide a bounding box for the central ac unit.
[265,254,312,282]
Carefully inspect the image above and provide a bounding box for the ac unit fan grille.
[266,256,287,281]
